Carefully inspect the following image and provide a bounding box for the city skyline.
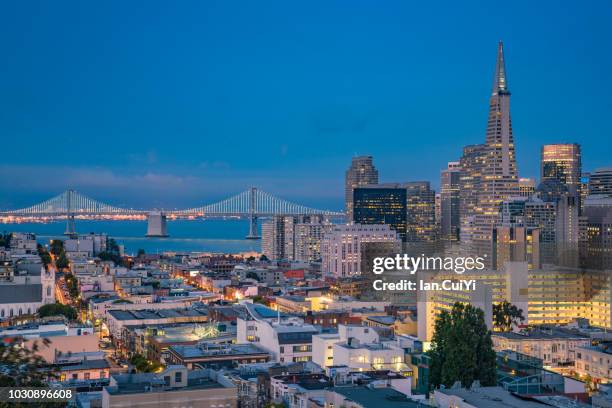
[1,1,611,210]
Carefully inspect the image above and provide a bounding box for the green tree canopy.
[428,302,497,389]
[37,244,52,268]
[493,301,525,332]
[38,303,77,320]
[49,240,64,257]
[55,252,69,270]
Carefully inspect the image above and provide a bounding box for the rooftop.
[493,328,590,341]
[331,385,420,407]
[106,368,233,395]
[108,308,207,321]
[170,343,269,359]
[437,386,553,408]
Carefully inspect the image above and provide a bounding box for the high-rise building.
[518,178,536,197]
[580,195,612,270]
[471,42,519,243]
[440,162,461,241]
[589,167,612,196]
[555,195,581,267]
[261,216,286,260]
[294,219,333,262]
[345,156,379,220]
[492,226,541,270]
[541,143,582,196]
[353,184,407,241]
[320,224,400,278]
[405,182,437,242]
[262,215,330,261]
[459,144,487,242]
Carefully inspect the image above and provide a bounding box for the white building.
[321,224,400,277]
[312,325,406,373]
[492,328,590,367]
[237,303,319,363]
[0,258,55,319]
[9,232,37,255]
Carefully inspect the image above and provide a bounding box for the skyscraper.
[345,156,379,220]
[459,144,487,242]
[440,162,461,241]
[405,181,437,242]
[541,143,582,196]
[472,41,519,243]
[589,167,612,196]
[353,184,408,241]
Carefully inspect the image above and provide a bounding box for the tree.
[428,302,496,389]
[55,252,69,270]
[38,303,77,320]
[0,338,64,408]
[493,301,525,332]
[0,232,11,248]
[64,273,79,299]
[129,353,162,373]
[259,254,269,261]
[49,240,64,257]
[251,295,268,305]
[98,237,125,266]
[37,244,52,269]
[137,248,146,257]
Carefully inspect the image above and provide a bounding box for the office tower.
[518,178,536,197]
[580,195,612,270]
[320,224,399,277]
[353,184,408,241]
[405,182,437,242]
[589,168,612,196]
[499,197,556,264]
[440,162,461,241]
[459,144,487,242]
[492,226,541,270]
[580,173,591,213]
[345,156,379,220]
[435,193,441,230]
[556,195,581,267]
[472,42,519,242]
[541,143,582,196]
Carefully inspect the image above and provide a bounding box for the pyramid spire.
[492,41,509,95]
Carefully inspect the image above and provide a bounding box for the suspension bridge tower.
[245,187,261,240]
[64,189,77,237]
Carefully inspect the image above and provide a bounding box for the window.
[84,373,90,380]
[175,371,182,383]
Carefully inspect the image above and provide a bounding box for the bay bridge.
[0,188,344,239]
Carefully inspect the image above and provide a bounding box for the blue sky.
[1,0,610,210]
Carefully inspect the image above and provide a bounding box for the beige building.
[102,366,237,408]
[575,344,612,384]
[492,328,590,367]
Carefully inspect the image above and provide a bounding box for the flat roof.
[332,386,420,407]
[437,386,551,408]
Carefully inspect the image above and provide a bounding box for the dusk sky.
[1,1,611,211]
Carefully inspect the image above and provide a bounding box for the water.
[0,219,261,255]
